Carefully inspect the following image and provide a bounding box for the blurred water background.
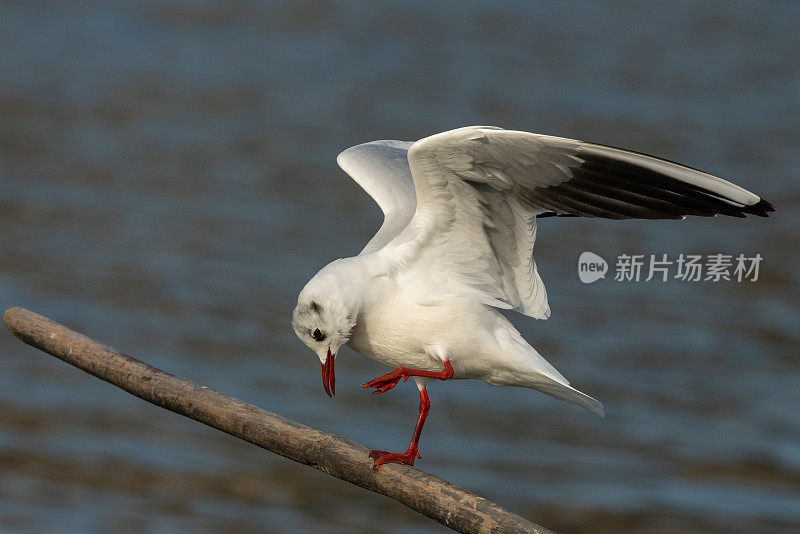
[1,1,798,533]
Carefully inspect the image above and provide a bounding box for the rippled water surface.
[1,1,798,533]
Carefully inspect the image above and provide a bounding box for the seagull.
[291,126,774,470]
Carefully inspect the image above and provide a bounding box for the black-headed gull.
[291,126,773,470]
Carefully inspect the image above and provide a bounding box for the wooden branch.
[3,307,554,534]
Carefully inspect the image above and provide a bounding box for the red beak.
[321,349,335,397]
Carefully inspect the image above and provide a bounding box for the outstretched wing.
[337,140,417,254]
[384,126,774,319]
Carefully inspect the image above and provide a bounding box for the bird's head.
[291,263,359,397]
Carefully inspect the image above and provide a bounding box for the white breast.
[347,287,441,370]
[346,277,502,377]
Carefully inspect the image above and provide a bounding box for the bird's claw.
[361,368,409,394]
[368,449,391,460]
[369,449,418,471]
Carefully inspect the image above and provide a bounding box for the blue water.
[0,1,798,532]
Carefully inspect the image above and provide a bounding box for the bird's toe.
[368,449,391,460]
[369,450,417,471]
[362,370,406,394]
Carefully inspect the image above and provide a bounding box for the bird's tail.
[524,375,605,417]
[492,318,605,417]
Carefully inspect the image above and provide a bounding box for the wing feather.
[379,126,773,319]
[336,140,416,254]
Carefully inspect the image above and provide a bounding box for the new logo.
[578,252,608,284]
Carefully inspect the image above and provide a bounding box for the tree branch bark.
[3,307,554,534]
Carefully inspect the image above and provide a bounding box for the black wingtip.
[743,198,776,217]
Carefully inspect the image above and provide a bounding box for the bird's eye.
[313,328,325,342]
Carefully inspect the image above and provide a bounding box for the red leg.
[369,387,431,471]
[362,360,454,395]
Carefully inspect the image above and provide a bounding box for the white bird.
[291,126,773,470]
